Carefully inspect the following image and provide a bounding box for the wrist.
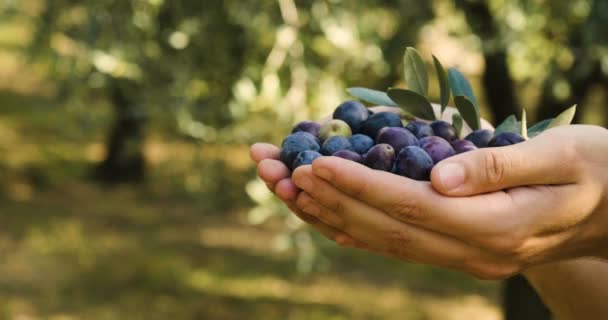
[523,258,608,320]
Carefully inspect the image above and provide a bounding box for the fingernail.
[437,163,465,191]
[295,175,313,191]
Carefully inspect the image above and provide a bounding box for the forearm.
[523,258,608,320]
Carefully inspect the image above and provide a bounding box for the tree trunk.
[454,0,520,124]
[94,81,146,183]
[535,59,602,124]
[503,275,552,320]
[482,51,520,123]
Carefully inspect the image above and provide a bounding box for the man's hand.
[290,125,608,279]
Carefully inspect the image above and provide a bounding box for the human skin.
[250,106,608,319]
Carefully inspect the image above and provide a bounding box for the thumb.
[431,136,580,196]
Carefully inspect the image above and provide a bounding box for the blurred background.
[0,0,606,319]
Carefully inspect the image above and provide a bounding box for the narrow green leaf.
[494,115,520,135]
[528,118,554,138]
[453,96,480,130]
[548,104,577,128]
[387,88,436,120]
[447,68,478,107]
[403,47,428,96]
[346,87,398,107]
[521,108,528,139]
[432,55,450,114]
[452,113,463,138]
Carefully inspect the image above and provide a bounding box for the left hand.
[250,105,486,248]
[291,125,608,279]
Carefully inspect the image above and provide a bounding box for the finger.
[275,178,299,202]
[334,233,366,247]
[286,202,360,247]
[431,134,581,196]
[292,167,498,270]
[250,143,280,163]
[308,156,510,238]
[257,159,291,191]
[296,192,345,228]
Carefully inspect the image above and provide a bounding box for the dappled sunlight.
[0,180,501,319]
[3,0,607,318]
[199,226,279,254]
[186,268,500,319]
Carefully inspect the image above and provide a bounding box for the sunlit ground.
[0,88,501,319]
[0,15,503,317]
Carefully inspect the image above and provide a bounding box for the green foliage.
[447,68,478,108]
[403,47,429,96]
[496,105,577,138]
[521,109,528,139]
[349,46,578,135]
[528,119,554,138]
[548,105,578,128]
[495,115,521,135]
[453,96,481,131]
[346,88,398,107]
[452,113,464,138]
[433,55,450,113]
[387,88,435,120]
[447,68,481,130]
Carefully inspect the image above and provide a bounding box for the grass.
[0,84,501,319]
[0,183,501,320]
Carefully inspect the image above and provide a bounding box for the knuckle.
[318,206,346,229]
[314,207,331,222]
[482,151,510,185]
[348,173,372,199]
[469,262,520,281]
[295,193,309,209]
[384,228,414,258]
[295,211,316,224]
[387,196,425,222]
[334,237,351,247]
[484,233,527,258]
[330,199,347,216]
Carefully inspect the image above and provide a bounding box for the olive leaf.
[494,115,520,135]
[433,55,450,114]
[346,87,398,107]
[521,108,528,139]
[453,96,480,130]
[452,113,463,138]
[528,118,554,138]
[448,68,478,107]
[548,104,577,129]
[448,68,480,130]
[403,47,428,97]
[387,88,436,120]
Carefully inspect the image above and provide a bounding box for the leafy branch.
[347,46,577,137]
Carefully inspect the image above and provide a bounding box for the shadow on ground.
[0,90,501,320]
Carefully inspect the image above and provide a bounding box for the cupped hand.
[249,105,476,247]
[250,142,361,246]
[250,106,406,247]
[290,125,608,279]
